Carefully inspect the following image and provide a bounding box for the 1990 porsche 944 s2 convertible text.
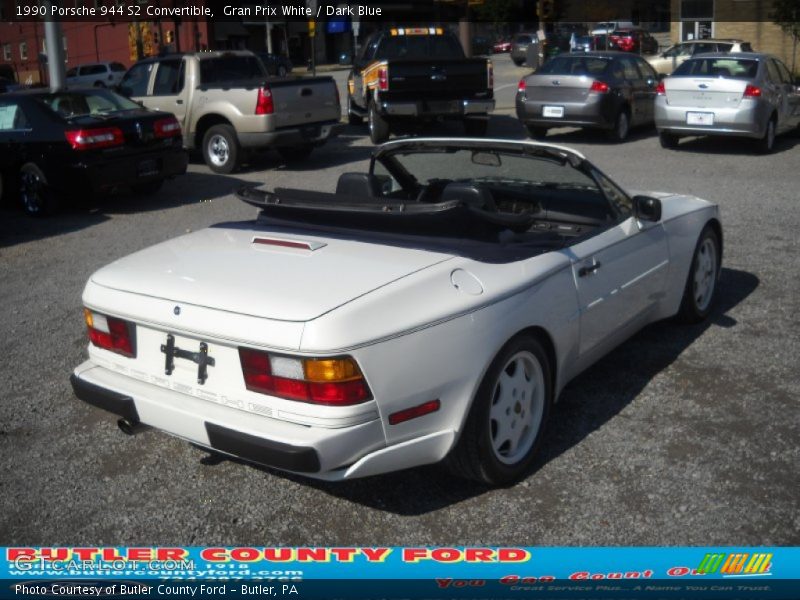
[71,139,722,486]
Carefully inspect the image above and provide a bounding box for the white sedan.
[71,139,722,486]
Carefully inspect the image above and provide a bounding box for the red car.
[493,40,512,53]
[608,29,659,54]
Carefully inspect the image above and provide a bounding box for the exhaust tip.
[117,418,142,436]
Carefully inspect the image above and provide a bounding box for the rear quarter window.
[0,101,30,130]
[199,56,266,83]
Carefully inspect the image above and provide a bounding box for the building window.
[19,41,28,61]
[3,44,11,62]
[680,0,713,19]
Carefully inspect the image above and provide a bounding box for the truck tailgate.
[386,58,490,100]
[270,77,341,128]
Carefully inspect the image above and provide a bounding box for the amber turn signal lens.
[304,358,361,382]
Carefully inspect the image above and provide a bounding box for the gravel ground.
[1,61,798,546]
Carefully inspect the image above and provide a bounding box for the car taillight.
[153,116,181,138]
[517,78,526,94]
[65,127,123,150]
[238,348,372,406]
[655,81,666,95]
[590,80,609,93]
[84,308,135,357]
[743,84,761,98]
[487,60,494,89]
[377,66,389,92]
[255,86,274,115]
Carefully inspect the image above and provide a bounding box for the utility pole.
[41,0,66,91]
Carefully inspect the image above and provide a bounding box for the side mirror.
[633,195,662,222]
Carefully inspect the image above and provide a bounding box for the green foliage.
[472,0,523,25]
[770,0,800,40]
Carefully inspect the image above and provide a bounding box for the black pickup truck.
[346,27,495,143]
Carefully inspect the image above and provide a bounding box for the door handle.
[578,261,602,277]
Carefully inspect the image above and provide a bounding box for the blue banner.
[2,547,798,599]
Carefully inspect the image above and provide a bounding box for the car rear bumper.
[71,361,453,480]
[63,146,188,192]
[238,120,343,148]
[655,98,769,138]
[378,98,495,118]
[516,93,613,129]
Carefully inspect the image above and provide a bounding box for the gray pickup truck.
[119,51,342,173]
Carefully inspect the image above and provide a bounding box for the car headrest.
[440,182,496,211]
[335,172,382,197]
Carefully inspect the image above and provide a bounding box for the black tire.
[277,65,288,77]
[347,95,363,125]
[677,225,721,323]
[464,118,488,137]
[755,116,776,154]
[131,180,164,195]
[446,334,553,486]
[202,124,240,174]
[512,58,523,66]
[526,125,548,139]
[659,131,679,149]
[19,162,58,217]
[277,145,314,163]
[368,100,390,144]
[606,108,631,143]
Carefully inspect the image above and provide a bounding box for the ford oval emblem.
[698,83,708,89]
[174,306,181,316]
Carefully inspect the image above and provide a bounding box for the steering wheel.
[414,179,451,203]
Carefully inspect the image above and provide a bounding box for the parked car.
[591,21,636,35]
[71,137,723,486]
[346,28,495,143]
[607,28,659,55]
[570,35,595,52]
[655,52,800,153]
[516,51,659,141]
[541,32,573,60]
[0,88,187,216]
[510,32,539,66]
[493,39,512,53]
[66,62,127,88]
[119,51,342,173]
[255,52,293,77]
[647,39,753,76]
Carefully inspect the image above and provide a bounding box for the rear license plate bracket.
[686,111,714,126]
[543,105,564,118]
[137,158,159,177]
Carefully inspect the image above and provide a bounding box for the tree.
[472,0,526,28]
[770,0,800,74]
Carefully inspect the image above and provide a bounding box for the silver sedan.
[655,52,800,153]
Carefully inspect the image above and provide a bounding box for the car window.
[740,43,753,52]
[110,62,127,72]
[515,35,532,44]
[673,58,759,79]
[635,58,657,80]
[663,44,687,58]
[41,90,141,119]
[0,100,30,131]
[82,64,107,75]
[774,60,793,84]
[692,43,716,54]
[375,35,464,60]
[537,56,609,76]
[765,59,782,84]
[716,43,733,52]
[152,60,184,95]
[120,62,153,96]
[620,57,641,80]
[593,169,631,217]
[609,60,625,80]
[66,67,78,77]
[199,56,266,83]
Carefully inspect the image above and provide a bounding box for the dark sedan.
[0,88,188,216]
[256,52,293,77]
[516,51,659,142]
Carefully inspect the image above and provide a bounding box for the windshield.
[376,34,464,60]
[537,56,610,76]
[40,89,141,119]
[672,57,759,79]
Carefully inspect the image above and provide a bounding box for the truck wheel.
[368,101,390,144]
[203,124,240,174]
[277,145,314,163]
[659,131,679,149]
[606,109,630,143]
[19,162,58,217]
[464,118,488,137]
[347,96,363,126]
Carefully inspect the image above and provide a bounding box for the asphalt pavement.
[0,55,798,546]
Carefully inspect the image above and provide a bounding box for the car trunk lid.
[664,77,750,108]
[269,77,341,128]
[523,73,602,103]
[89,225,454,323]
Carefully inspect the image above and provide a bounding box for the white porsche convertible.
[71,139,722,486]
